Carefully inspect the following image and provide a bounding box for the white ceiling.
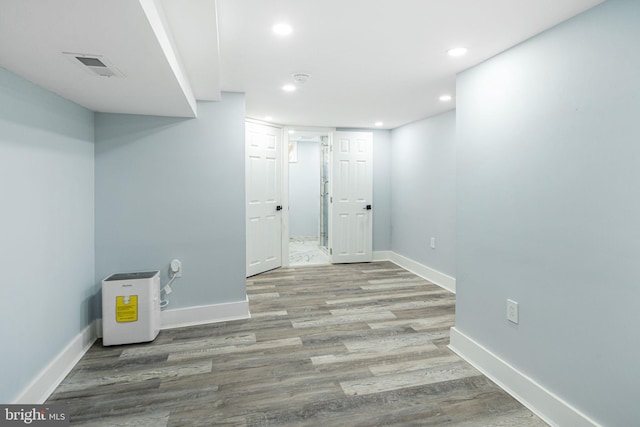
[0,0,604,128]
[0,0,218,118]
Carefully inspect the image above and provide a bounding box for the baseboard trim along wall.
[22,297,250,404]
[96,298,251,336]
[449,327,602,427]
[374,251,456,293]
[160,297,250,330]
[372,250,393,262]
[14,322,97,404]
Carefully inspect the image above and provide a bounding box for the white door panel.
[330,131,373,263]
[246,122,282,277]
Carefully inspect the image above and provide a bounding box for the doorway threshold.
[289,238,330,266]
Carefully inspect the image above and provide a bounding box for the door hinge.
[329,248,333,255]
[330,196,333,203]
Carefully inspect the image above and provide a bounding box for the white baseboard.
[449,327,601,427]
[95,318,103,338]
[160,297,250,330]
[95,298,251,337]
[385,251,456,293]
[373,250,393,261]
[13,322,97,404]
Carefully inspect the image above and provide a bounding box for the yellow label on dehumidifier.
[116,295,138,323]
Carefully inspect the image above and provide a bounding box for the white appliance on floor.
[101,271,161,346]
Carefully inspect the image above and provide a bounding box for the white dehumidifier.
[102,271,161,346]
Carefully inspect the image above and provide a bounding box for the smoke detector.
[292,73,310,84]
[63,52,124,78]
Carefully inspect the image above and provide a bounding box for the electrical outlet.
[507,299,519,324]
[170,259,182,278]
[430,237,436,249]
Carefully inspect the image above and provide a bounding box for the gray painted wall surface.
[372,130,392,251]
[390,112,456,276]
[338,129,391,251]
[95,94,246,313]
[456,1,638,425]
[289,140,320,238]
[0,68,95,403]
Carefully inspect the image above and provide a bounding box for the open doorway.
[277,127,373,267]
[287,130,330,266]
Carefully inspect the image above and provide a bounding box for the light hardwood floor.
[47,262,547,426]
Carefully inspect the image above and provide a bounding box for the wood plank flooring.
[47,262,547,426]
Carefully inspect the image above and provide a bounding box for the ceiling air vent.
[62,52,124,78]
[292,73,310,84]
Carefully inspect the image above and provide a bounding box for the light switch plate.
[507,299,519,324]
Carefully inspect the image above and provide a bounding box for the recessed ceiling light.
[440,95,453,102]
[273,23,293,36]
[264,116,273,121]
[447,47,468,57]
[282,84,296,92]
[288,130,295,134]
[375,122,384,127]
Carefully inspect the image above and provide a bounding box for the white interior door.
[246,122,282,277]
[330,131,373,263]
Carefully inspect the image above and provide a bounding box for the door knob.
[276,205,283,211]
[363,204,372,210]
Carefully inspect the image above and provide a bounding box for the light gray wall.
[390,111,456,276]
[456,1,639,425]
[372,130,391,251]
[0,68,95,403]
[95,94,246,313]
[338,129,392,251]
[289,140,320,238]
